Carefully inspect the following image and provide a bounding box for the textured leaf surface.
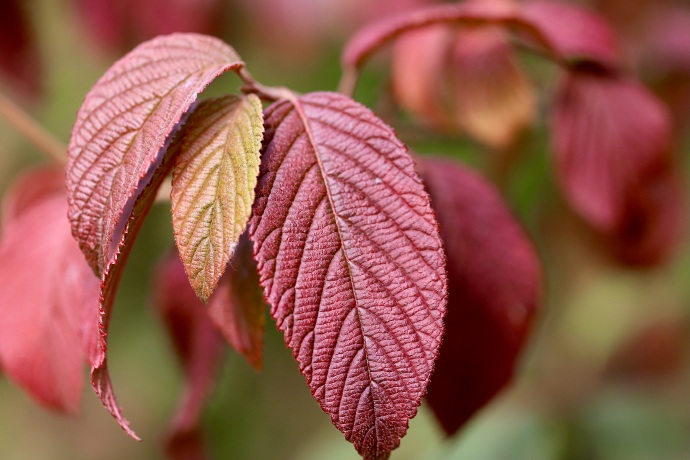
[250,92,447,460]
[208,233,265,369]
[92,140,178,438]
[171,95,263,302]
[418,158,541,434]
[67,33,243,275]
[153,249,224,460]
[552,70,684,264]
[0,168,99,413]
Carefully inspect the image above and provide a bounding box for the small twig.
[0,92,67,164]
[237,68,295,102]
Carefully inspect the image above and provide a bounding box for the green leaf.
[171,94,264,302]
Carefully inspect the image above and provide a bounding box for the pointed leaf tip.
[250,92,447,459]
[171,94,264,303]
[67,33,244,276]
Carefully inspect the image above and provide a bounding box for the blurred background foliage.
[1,0,690,459]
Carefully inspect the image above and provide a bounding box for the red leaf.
[250,92,447,460]
[521,1,620,69]
[552,70,684,264]
[92,141,177,439]
[0,168,99,413]
[1,167,66,227]
[0,0,41,98]
[418,158,541,435]
[67,33,243,276]
[392,24,535,148]
[342,0,622,86]
[73,0,222,52]
[153,250,225,460]
[207,233,265,370]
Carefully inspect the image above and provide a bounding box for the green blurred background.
[1,0,690,459]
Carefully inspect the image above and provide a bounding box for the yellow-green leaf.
[171,94,263,302]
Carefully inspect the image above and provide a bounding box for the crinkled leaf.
[67,33,243,276]
[250,92,447,460]
[0,168,99,413]
[92,139,178,439]
[418,158,541,435]
[153,249,224,460]
[0,0,41,98]
[208,233,265,369]
[552,70,684,264]
[171,94,263,302]
[392,24,535,148]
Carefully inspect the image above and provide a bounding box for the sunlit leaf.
[171,94,263,302]
[419,158,541,434]
[251,92,447,460]
[67,33,244,275]
[392,25,535,148]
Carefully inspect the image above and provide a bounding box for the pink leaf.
[153,250,225,460]
[250,92,447,460]
[552,70,684,264]
[521,1,620,68]
[0,168,99,413]
[392,24,535,148]
[73,0,222,52]
[207,233,265,370]
[0,0,41,98]
[66,33,243,276]
[342,0,622,85]
[418,158,541,434]
[92,142,178,439]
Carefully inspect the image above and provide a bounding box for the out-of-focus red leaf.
[552,70,684,265]
[73,0,222,53]
[207,233,265,370]
[521,1,620,69]
[392,24,535,148]
[0,0,41,98]
[391,25,450,129]
[0,168,99,414]
[645,6,690,75]
[418,158,541,435]
[67,33,244,276]
[343,0,622,87]
[606,318,689,381]
[1,167,65,228]
[239,0,431,59]
[153,250,225,460]
[251,92,447,460]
